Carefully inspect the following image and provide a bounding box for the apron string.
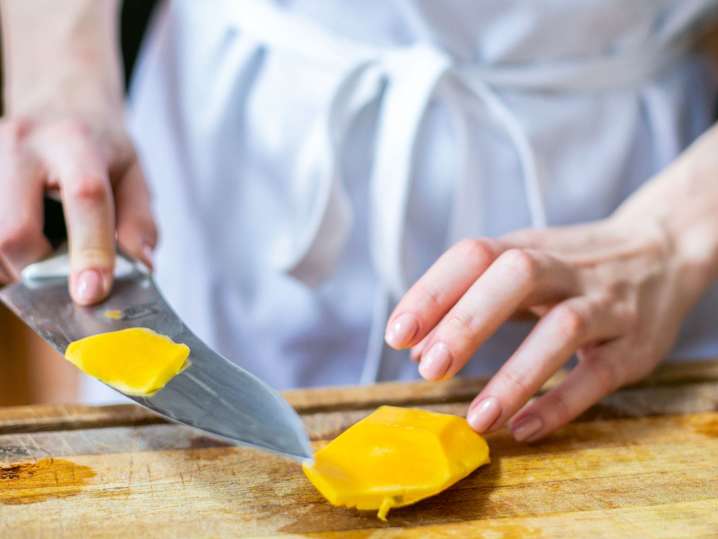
[272,62,381,284]
[458,75,548,229]
[220,0,700,292]
[369,45,453,299]
[444,79,483,246]
[360,284,390,384]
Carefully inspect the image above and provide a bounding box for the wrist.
[5,78,125,124]
[661,214,718,302]
[1,0,124,118]
[614,126,718,297]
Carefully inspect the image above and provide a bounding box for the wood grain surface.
[1,360,718,538]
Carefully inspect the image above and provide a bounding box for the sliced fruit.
[303,405,490,520]
[64,327,190,396]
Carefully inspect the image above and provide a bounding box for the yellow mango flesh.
[64,328,190,397]
[303,405,490,520]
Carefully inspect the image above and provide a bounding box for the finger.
[501,222,616,253]
[507,342,627,442]
[410,328,436,363]
[385,239,502,349]
[36,123,116,305]
[115,159,158,269]
[418,248,578,381]
[0,259,11,285]
[465,296,623,433]
[0,127,51,282]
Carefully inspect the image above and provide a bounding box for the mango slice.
[64,328,190,396]
[303,405,490,520]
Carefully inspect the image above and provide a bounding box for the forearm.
[615,123,718,291]
[1,0,123,117]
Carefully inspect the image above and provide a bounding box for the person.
[1,0,718,443]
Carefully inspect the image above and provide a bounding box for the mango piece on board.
[64,328,190,396]
[303,405,490,520]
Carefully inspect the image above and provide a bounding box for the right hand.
[0,114,158,305]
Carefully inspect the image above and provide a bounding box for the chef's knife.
[0,198,313,463]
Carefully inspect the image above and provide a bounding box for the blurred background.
[0,0,156,405]
[0,3,717,406]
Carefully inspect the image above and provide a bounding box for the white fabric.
[219,0,711,299]
[81,0,718,403]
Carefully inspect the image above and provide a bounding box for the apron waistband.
[219,0,699,295]
[217,0,699,382]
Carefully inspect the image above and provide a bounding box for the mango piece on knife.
[303,405,490,520]
[64,327,190,396]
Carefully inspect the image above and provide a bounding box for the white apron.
[82,0,718,402]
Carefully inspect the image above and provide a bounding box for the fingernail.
[468,397,502,432]
[511,414,543,442]
[418,342,451,380]
[75,269,103,304]
[385,313,419,348]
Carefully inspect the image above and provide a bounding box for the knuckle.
[545,389,573,424]
[452,238,496,271]
[499,248,539,284]
[552,303,589,341]
[445,311,477,334]
[0,219,38,255]
[500,366,532,398]
[69,175,109,204]
[588,358,622,394]
[414,281,445,312]
[0,117,32,145]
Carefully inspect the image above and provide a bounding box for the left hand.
[384,214,710,442]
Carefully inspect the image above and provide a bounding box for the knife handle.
[27,195,144,283]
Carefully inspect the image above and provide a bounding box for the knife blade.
[0,250,313,463]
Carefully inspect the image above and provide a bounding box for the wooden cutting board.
[1,360,718,538]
